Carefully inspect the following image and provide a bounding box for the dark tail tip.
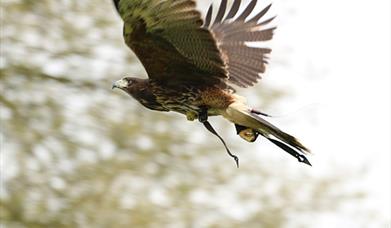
[274,130,311,154]
[266,137,312,166]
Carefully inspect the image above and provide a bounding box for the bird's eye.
[126,79,133,85]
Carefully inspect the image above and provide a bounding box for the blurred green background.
[1,0,389,227]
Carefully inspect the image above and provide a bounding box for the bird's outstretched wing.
[204,0,276,88]
[113,0,227,86]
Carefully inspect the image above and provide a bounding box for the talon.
[186,112,197,121]
[235,124,259,142]
[239,129,259,142]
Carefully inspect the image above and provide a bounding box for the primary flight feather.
[112,0,311,166]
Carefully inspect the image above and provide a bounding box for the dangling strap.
[203,121,239,167]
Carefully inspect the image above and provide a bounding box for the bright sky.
[264,0,391,224]
[199,0,390,225]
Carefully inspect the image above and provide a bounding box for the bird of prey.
[112,0,311,166]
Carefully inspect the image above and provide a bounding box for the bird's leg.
[198,105,208,123]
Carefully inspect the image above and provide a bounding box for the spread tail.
[222,99,311,165]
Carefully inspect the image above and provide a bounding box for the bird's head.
[112,77,144,94]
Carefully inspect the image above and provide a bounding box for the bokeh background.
[1,0,390,227]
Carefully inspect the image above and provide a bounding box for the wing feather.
[225,27,276,42]
[203,4,213,28]
[204,0,275,88]
[248,3,272,23]
[224,0,241,21]
[113,0,275,88]
[236,0,257,21]
[115,0,227,85]
[214,0,228,24]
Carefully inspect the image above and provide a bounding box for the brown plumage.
[112,0,311,166]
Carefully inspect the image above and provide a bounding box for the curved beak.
[112,79,127,90]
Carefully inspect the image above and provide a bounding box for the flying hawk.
[112,0,311,166]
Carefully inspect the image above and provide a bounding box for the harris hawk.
[112,0,311,166]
